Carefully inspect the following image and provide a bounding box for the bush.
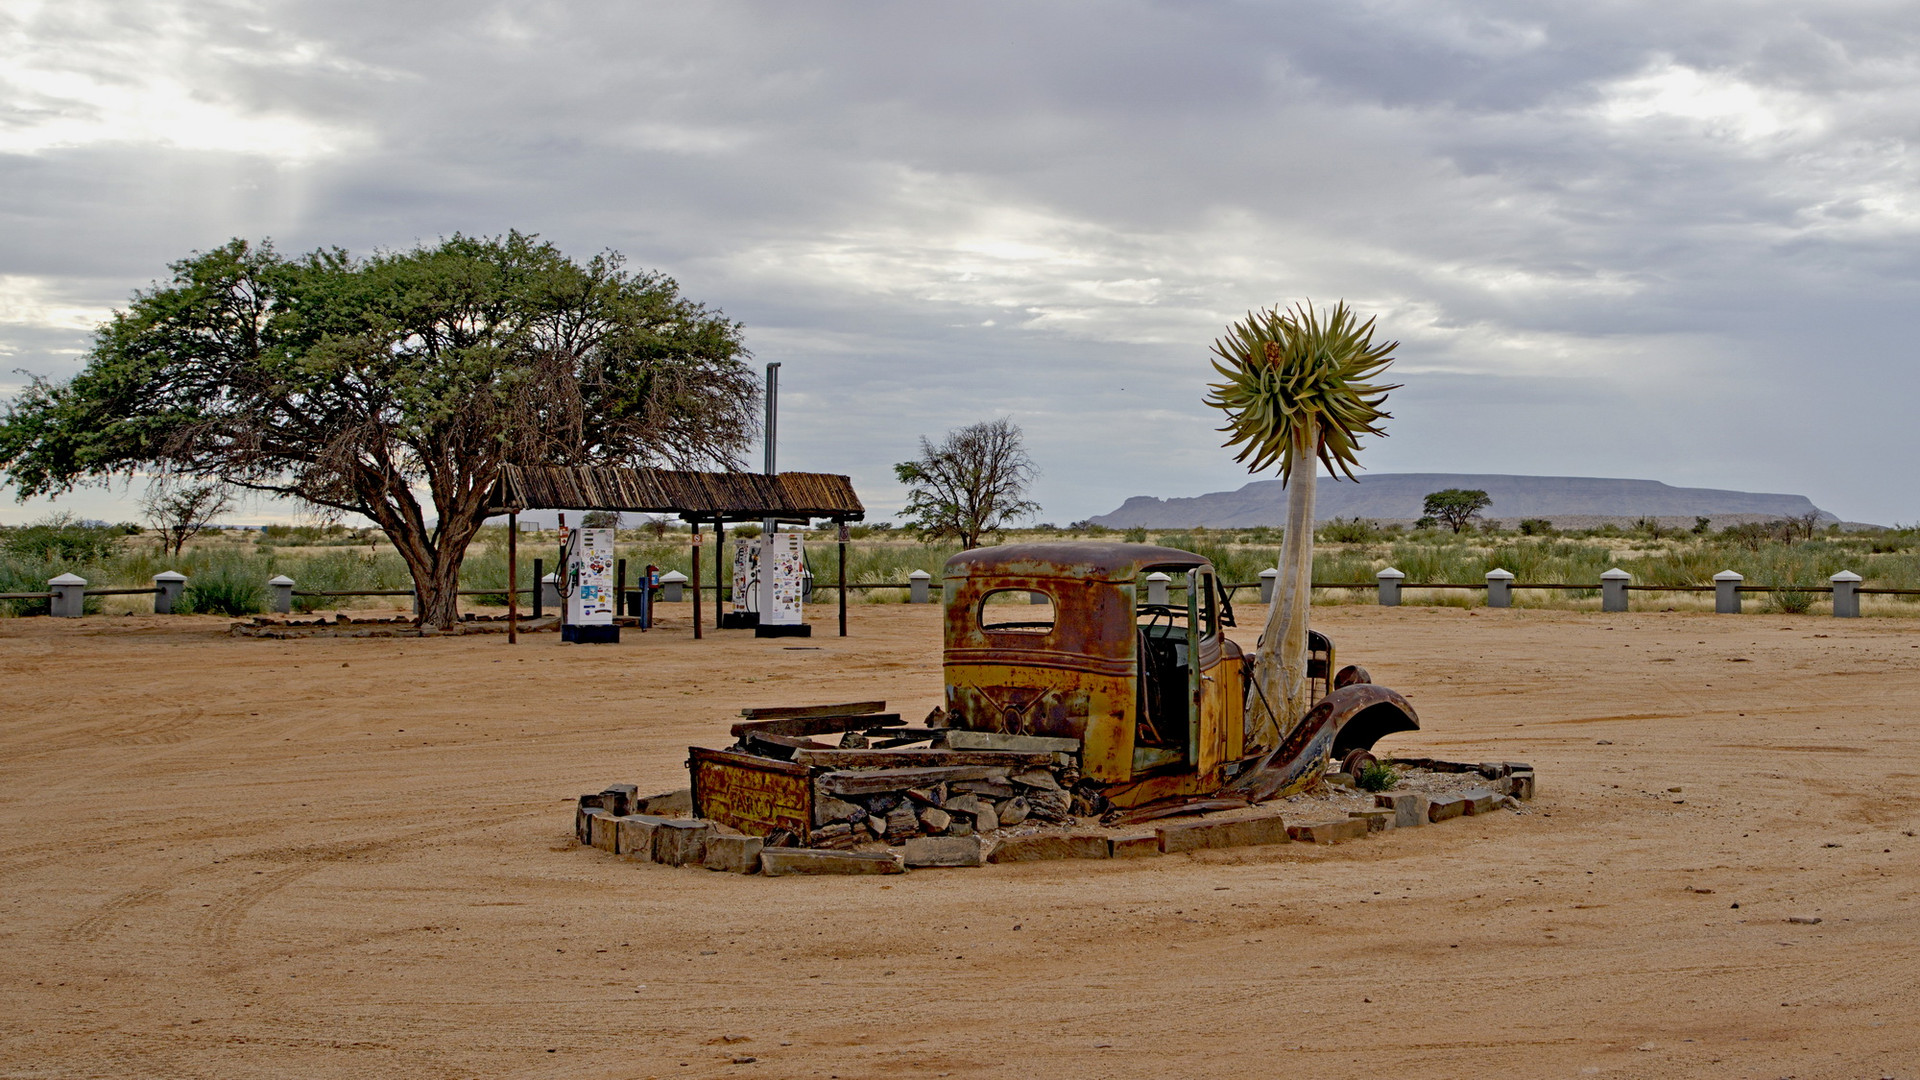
[1768,589,1815,615]
[1518,518,1553,536]
[1123,527,1147,543]
[1355,759,1400,792]
[1317,517,1380,543]
[1,514,126,563]
[180,567,266,615]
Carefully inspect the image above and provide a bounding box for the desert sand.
[2,602,1916,1079]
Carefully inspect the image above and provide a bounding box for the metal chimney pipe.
[764,362,780,476]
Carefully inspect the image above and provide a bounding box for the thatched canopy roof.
[493,465,864,522]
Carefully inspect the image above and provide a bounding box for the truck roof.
[943,542,1212,583]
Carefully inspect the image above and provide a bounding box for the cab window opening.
[979,589,1055,634]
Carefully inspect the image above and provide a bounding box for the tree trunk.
[417,555,463,629]
[1247,422,1318,751]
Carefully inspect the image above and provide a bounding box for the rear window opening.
[979,589,1055,634]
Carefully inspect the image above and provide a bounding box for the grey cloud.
[1,0,1917,526]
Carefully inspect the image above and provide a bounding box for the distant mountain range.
[1089,473,1840,529]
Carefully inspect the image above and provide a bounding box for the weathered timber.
[1110,834,1162,858]
[1109,797,1250,828]
[819,765,1004,796]
[742,730,838,758]
[730,713,905,739]
[791,748,1051,770]
[942,730,1084,754]
[738,700,887,721]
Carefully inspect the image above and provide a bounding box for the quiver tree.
[0,233,758,628]
[1204,301,1397,750]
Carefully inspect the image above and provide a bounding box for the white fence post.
[1485,568,1514,608]
[48,573,86,618]
[1600,568,1630,612]
[153,571,187,614]
[1376,567,1404,607]
[1144,572,1171,606]
[1258,568,1278,604]
[908,569,932,604]
[1714,570,1743,614]
[268,575,295,614]
[658,571,686,603]
[1831,570,1861,618]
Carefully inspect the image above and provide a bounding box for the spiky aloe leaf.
[1203,300,1399,481]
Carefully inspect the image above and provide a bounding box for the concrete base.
[753,623,812,638]
[719,611,759,629]
[562,623,621,644]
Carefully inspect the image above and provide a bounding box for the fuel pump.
[556,517,619,644]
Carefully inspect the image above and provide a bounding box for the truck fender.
[1225,684,1421,803]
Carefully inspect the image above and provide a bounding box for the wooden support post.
[715,520,726,627]
[838,522,848,638]
[616,558,626,617]
[507,512,518,644]
[533,558,544,619]
[692,521,703,640]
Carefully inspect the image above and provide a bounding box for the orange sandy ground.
[2,603,1916,1080]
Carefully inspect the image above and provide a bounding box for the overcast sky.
[3,0,1918,526]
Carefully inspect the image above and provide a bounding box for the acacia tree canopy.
[0,232,759,627]
[1422,488,1492,533]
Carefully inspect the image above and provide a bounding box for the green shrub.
[1355,760,1400,792]
[181,567,266,616]
[1,514,126,563]
[1318,517,1380,543]
[1768,589,1814,615]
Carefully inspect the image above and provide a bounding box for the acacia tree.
[1205,301,1397,750]
[894,417,1040,549]
[140,477,234,557]
[0,233,758,628]
[1423,488,1491,533]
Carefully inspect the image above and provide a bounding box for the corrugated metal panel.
[497,465,864,519]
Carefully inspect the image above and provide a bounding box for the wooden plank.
[819,765,1004,796]
[792,748,1052,769]
[739,701,887,721]
[688,747,813,841]
[730,713,903,739]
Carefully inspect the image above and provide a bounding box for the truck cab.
[942,543,1259,806]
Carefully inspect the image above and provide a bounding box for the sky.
[2,0,1917,527]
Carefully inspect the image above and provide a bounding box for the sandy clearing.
[2,603,1917,1079]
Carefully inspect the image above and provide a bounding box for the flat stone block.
[601,783,640,816]
[616,814,670,859]
[635,788,693,816]
[903,835,989,867]
[1461,788,1501,815]
[759,848,907,876]
[1349,808,1395,832]
[1509,772,1536,800]
[1323,772,1356,788]
[586,809,618,851]
[703,833,765,873]
[987,832,1111,863]
[651,819,713,866]
[1374,791,1428,828]
[1428,794,1469,823]
[1110,834,1162,858]
[1287,818,1369,844]
[1157,813,1291,853]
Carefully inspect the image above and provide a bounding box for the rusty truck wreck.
[686,542,1421,843]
